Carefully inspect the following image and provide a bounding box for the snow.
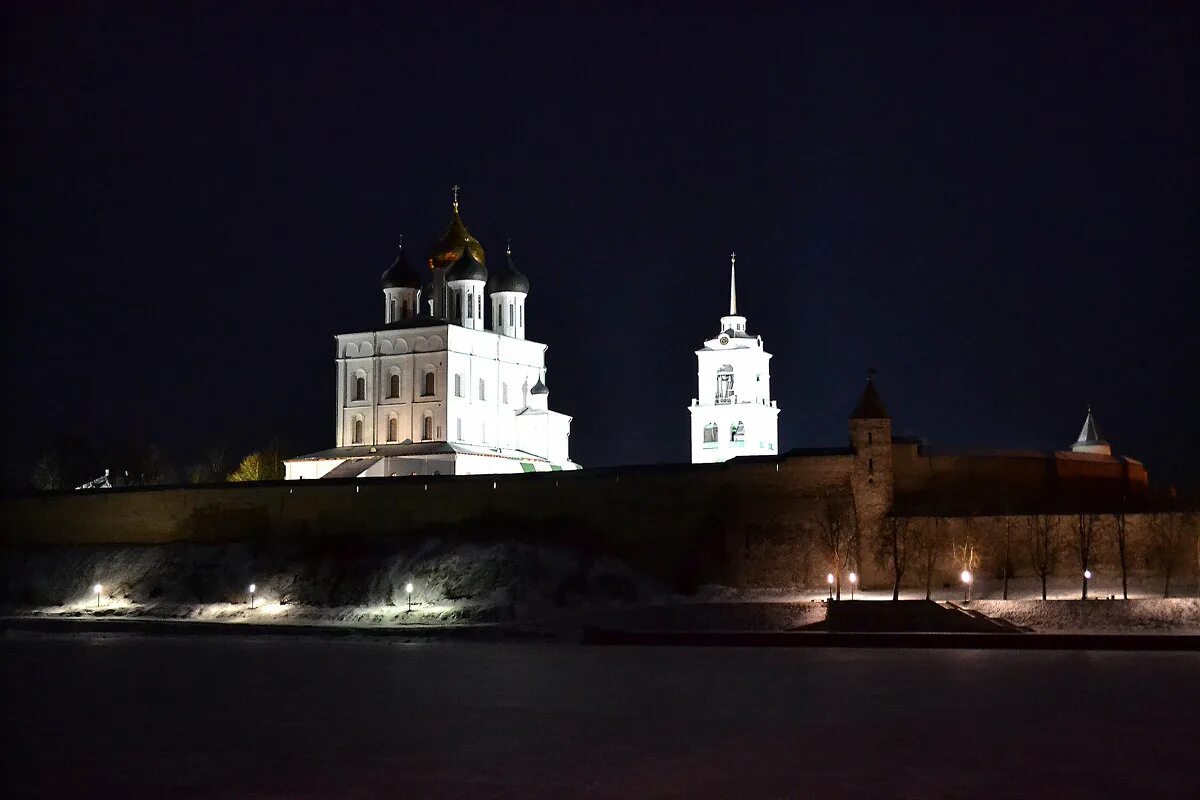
[3,542,1198,634]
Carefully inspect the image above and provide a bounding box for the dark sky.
[3,2,1197,489]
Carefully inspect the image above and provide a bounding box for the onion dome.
[850,375,889,419]
[530,373,549,395]
[428,190,486,271]
[380,242,422,289]
[487,243,531,295]
[445,242,488,283]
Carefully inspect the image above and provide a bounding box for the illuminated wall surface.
[3,440,1176,589]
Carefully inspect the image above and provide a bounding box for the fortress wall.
[4,451,1187,592]
[0,454,856,589]
[892,444,1149,514]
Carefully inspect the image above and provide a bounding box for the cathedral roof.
[1075,407,1107,446]
[380,244,422,289]
[487,246,531,295]
[428,198,486,272]
[850,376,890,420]
[446,243,488,283]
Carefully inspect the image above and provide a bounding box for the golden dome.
[428,197,486,271]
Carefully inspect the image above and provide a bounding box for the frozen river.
[4,634,1198,799]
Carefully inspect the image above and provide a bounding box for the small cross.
[452,184,460,209]
[506,238,512,256]
[730,251,736,265]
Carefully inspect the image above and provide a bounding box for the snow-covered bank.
[969,599,1200,634]
[0,538,664,626]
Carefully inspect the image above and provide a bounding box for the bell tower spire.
[729,252,737,315]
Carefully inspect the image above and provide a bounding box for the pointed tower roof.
[729,252,738,315]
[850,374,890,420]
[1074,406,1107,447]
[428,186,486,271]
[487,240,531,294]
[381,239,422,289]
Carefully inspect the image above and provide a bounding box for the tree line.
[28,437,286,490]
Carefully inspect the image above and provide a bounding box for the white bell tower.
[688,253,779,463]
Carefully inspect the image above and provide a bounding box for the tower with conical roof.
[1071,406,1111,455]
[688,253,779,463]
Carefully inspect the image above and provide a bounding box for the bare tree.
[1000,515,1015,600]
[1112,511,1131,600]
[1074,513,1102,599]
[1026,514,1059,600]
[813,489,856,601]
[913,517,947,601]
[871,514,915,600]
[1148,513,1188,598]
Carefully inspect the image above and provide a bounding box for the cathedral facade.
[284,192,577,479]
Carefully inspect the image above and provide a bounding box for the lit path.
[3,636,1198,799]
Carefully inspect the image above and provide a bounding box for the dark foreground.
[3,635,1198,799]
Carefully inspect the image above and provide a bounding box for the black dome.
[487,249,531,295]
[446,245,488,283]
[381,245,422,289]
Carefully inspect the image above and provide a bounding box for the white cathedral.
[688,254,780,463]
[284,191,578,479]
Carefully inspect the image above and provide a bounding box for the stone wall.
[4,446,1190,593]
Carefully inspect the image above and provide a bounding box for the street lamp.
[1084,569,1093,580]
[826,573,835,600]
[961,570,973,602]
[405,582,414,612]
[849,572,858,600]
[248,583,257,609]
[92,584,102,608]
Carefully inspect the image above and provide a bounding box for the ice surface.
[3,636,1198,799]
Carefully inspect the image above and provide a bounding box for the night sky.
[3,2,1197,489]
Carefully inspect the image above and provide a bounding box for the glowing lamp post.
[92,583,102,608]
[961,570,973,602]
[248,583,257,609]
[849,572,858,600]
[405,582,414,612]
[826,573,835,600]
[1084,569,1093,580]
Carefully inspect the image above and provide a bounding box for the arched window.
[387,417,398,442]
[389,299,396,321]
[703,423,718,444]
[422,370,435,397]
[388,373,400,398]
[454,374,463,397]
[509,303,514,327]
[477,294,482,319]
[478,379,486,401]
[467,291,474,319]
[716,366,734,403]
[498,304,504,326]
[353,418,364,444]
[422,413,433,441]
[354,376,366,401]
